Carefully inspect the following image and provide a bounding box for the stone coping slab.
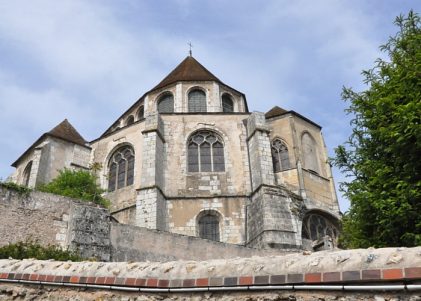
[0,247,420,289]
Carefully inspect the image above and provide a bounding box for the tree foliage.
[0,241,82,261]
[38,168,110,208]
[333,11,421,248]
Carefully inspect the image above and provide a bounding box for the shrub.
[0,181,31,196]
[38,169,110,208]
[0,241,82,261]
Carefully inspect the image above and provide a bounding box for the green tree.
[38,168,110,208]
[333,11,421,248]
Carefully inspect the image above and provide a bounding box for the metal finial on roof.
[188,42,193,56]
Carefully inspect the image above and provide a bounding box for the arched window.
[137,106,144,119]
[188,89,206,112]
[157,94,174,113]
[187,131,224,172]
[108,146,135,192]
[302,213,339,243]
[302,133,319,173]
[271,139,290,172]
[126,115,134,126]
[198,213,220,241]
[22,161,32,187]
[222,94,234,112]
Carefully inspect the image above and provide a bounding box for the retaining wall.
[0,247,420,300]
[0,187,283,262]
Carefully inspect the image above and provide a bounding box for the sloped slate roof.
[12,119,88,167]
[152,56,221,91]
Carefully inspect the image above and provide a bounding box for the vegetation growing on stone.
[333,11,421,248]
[0,181,32,196]
[38,169,110,208]
[0,241,82,261]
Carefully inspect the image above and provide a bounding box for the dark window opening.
[108,146,135,192]
[188,89,206,112]
[187,131,225,172]
[199,214,220,241]
[271,139,291,172]
[158,94,174,113]
[222,94,234,112]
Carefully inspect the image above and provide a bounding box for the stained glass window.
[108,146,135,191]
[187,131,225,172]
[158,94,174,113]
[271,139,290,172]
[188,90,206,112]
[222,94,234,112]
[199,213,220,241]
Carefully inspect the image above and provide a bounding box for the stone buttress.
[246,112,301,250]
[136,113,167,231]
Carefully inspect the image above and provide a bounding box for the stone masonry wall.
[110,222,283,262]
[0,187,110,261]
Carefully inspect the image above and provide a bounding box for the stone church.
[10,55,341,251]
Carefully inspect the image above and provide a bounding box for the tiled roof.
[48,119,86,146]
[265,106,288,119]
[11,119,88,167]
[152,56,221,91]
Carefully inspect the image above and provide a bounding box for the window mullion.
[210,142,214,172]
[198,143,201,172]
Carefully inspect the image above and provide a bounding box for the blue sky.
[0,1,419,212]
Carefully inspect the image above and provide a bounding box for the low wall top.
[1,247,420,289]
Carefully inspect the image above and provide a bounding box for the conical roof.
[152,56,221,91]
[12,119,87,167]
[48,119,86,146]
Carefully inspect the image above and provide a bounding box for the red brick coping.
[1,267,420,291]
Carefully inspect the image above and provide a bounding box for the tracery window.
[188,89,206,112]
[198,213,220,241]
[222,94,234,112]
[22,161,32,187]
[271,139,290,172]
[137,106,144,119]
[302,213,338,242]
[157,94,174,113]
[187,131,224,172]
[126,115,134,126]
[302,132,319,173]
[108,146,135,192]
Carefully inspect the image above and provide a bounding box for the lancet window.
[187,131,225,172]
[108,146,135,192]
[271,139,291,172]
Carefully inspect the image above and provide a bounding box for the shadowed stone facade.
[9,56,341,252]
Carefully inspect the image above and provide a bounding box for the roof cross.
[188,42,193,56]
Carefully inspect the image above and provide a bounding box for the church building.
[10,55,341,251]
